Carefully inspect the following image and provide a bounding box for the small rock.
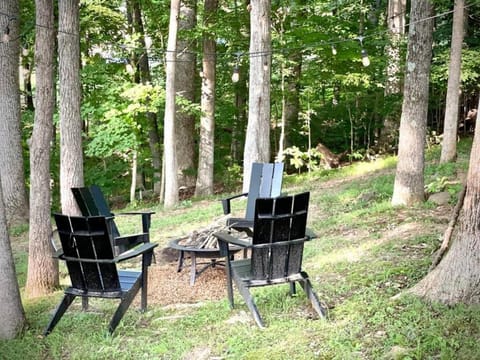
[427,191,450,205]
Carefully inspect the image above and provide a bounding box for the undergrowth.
[1,139,479,359]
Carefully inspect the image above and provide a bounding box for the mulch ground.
[146,249,228,306]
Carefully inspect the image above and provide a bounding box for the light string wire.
[0,3,475,61]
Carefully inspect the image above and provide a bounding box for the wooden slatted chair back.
[71,185,121,239]
[244,162,284,221]
[54,214,121,294]
[250,192,309,280]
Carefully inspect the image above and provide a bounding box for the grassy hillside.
[2,139,479,359]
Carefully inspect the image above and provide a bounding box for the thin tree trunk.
[59,0,84,215]
[0,0,29,225]
[128,0,162,195]
[25,0,59,298]
[392,0,434,206]
[243,0,272,192]
[175,0,197,188]
[440,0,465,163]
[378,0,406,153]
[195,0,217,196]
[0,174,25,339]
[163,0,181,208]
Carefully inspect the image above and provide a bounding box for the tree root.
[429,184,467,270]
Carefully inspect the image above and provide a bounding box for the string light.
[357,36,370,67]
[231,51,242,83]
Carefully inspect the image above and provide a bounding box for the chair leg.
[289,282,297,296]
[141,267,148,311]
[298,273,327,319]
[236,282,265,328]
[225,255,234,308]
[43,293,76,336]
[108,281,142,334]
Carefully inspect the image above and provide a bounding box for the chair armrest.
[213,231,251,248]
[117,211,155,216]
[114,233,149,247]
[116,242,158,263]
[220,192,248,215]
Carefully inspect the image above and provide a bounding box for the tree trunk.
[378,0,406,153]
[163,0,181,208]
[232,66,247,164]
[128,0,162,195]
[0,174,25,339]
[58,0,84,215]
[0,0,29,225]
[195,0,217,196]
[410,97,480,304]
[25,0,59,298]
[175,0,197,188]
[243,0,272,192]
[440,0,465,163]
[391,0,434,206]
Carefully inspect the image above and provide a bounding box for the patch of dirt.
[147,258,227,306]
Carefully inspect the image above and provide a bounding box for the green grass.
[2,140,479,359]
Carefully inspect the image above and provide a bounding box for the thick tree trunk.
[163,0,181,208]
[25,0,59,298]
[58,0,84,215]
[410,98,480,304]
[0,175,25,339]
[0,0,29,225]
[175,0,197,188]
[243,0,271,192]
[195,0,217,196]
[378,0,406,153]
[391,0,434,206]
[440,0,465,163]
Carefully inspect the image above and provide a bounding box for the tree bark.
[25,0,59,298]
[195,0,217,196]
[0,174,25,339]
[175,0,197,188]
[58,0,84,215]
[243,0,272,192]
[0,0,29,225]
[410,97,480,304]
[378,0,406,153]
[391,0,434,206]
[163,0,181,208]
[440,0,465,163]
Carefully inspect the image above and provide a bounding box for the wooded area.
[1,0,480,340]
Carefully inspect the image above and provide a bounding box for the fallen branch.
[429,185,467,270]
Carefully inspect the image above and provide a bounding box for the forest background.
[7,0,480,207]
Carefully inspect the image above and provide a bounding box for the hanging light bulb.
[231,64,240,83]
[361,48,370,67]
[356,36,370,67]
[331,44,337,56]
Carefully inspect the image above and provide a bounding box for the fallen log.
[315,142,347,169]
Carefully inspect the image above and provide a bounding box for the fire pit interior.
[169,222,249,285]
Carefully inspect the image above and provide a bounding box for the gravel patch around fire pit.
[147,261,227,306]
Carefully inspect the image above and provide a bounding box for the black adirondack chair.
[44,214,157,336]
[214,192,327,327]
[71,185,154,254]
[221,162,284,235]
